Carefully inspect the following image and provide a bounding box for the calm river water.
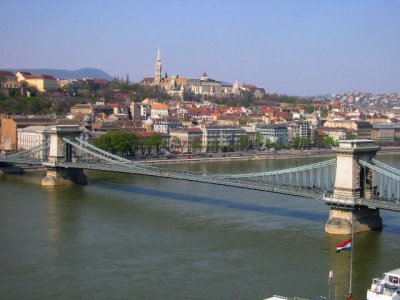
[0,154,399,300]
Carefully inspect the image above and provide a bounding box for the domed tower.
[144,117,154,131]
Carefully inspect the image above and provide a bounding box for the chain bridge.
[1,125,399,234]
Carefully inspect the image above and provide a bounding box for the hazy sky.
[1,0,399,96]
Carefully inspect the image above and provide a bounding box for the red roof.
[0,71,16,77]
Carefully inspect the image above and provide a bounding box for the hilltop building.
[139,49,266,99]
[0,71,18,88]
[16,71,57,91]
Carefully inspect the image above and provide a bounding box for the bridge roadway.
[48,160,328,200]
[2,156,400,212]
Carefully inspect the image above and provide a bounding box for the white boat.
[367,268,400,300]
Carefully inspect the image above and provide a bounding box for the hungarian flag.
[336,238,352,252]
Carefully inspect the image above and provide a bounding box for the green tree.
[238,134,250,151]
[255,132,263,150]
[95,132,113,153]
[210,139,220,153]
[160,138,168,153]
[323,136,335,148]
[95,131,137,156]
[191,136,202,153]
[150,132,163,154]
[137,136,147,156]
[265,138,275,150]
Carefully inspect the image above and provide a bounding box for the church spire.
[154,48,162,85]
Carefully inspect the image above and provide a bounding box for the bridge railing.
[359,159,400,202]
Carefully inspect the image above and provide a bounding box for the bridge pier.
[41,125,88,186]
[325,140,382,234]
[42,167,88,186]
[325,206,382,234]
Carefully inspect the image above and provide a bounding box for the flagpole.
[348,211,354,299]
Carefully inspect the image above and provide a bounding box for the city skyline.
[1,0,399,96]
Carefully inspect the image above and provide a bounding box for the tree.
[306,105,315,114]
[95,131,137,156]
[265,138,275,150]
[210,139,220,153]
[171,136,181,151]
[160,138,168,153]
[255,132,263,150]
[137,136,147,156]
[323,136,335,148]
[191,136,202,153]
[149,132,163,154]
[238,134,250,151]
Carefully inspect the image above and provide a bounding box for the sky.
[1,0,399,96]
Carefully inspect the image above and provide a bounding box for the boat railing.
[294,297,313,300]
[370,277,400,296]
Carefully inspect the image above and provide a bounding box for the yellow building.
[17,71,57,91]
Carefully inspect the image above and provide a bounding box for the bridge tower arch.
[325,140,382,234]
[41,125,88,186]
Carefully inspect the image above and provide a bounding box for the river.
[0,154,399,300]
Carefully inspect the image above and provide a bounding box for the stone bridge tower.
[41,125,88,186]
[325,140,382,234]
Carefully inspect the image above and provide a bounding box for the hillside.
[5,68,113,80]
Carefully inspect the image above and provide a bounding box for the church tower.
[154,48,162,85]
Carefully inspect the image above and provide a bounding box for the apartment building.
[153,118,183,134]
[169,127,203,153]
[0,71,18,88]
[201,125,247,152]
[257,124,289,146]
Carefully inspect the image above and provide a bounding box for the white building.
[17,126,51,159]
[257,124,288,146]
[153,118,183,134]
[17,125,90,159]
[169,127,203,153]
[201,125,247,152]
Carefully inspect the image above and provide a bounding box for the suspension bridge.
[1,125,399,234]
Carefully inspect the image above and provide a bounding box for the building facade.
[17,72,57,91]
[153,118,183,134]
[257,124,289,146]
[0,71,18,88]
[201,126,247,152]
[169,127,203,153]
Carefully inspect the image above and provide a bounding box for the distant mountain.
[4,68,113,80]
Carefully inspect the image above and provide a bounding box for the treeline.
[95,131,166,156]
